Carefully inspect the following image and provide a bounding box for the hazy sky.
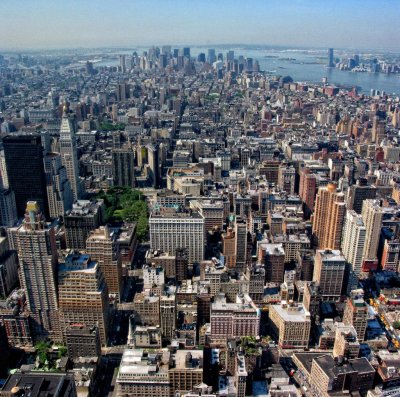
[1,0,399,50]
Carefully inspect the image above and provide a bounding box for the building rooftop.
[65,199,103,216]
[212,294,259,314]
[171,349,203,370]
[134,292,160,304]
[257,242,285,255]
[59,251,97,273]
[1,371,75,397]
[273,234,310,244]
[314,355,374,378]
[146,249,176,259]
[316,249,346,262]
[271,301,311,322]
[118,349,169,378]
[150,208,203,219]
[293,352,327,375]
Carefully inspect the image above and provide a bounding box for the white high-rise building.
[342,210,366,290]
[0,150,9,188]
[149,209,204,263]
[59,105,82,200]
[361,199,383,261]
[44,153,73,218]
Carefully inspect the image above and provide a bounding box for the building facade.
[12,201,61,342]
[312,183,345,250]
[313,249,345,301]
[44,152,73,218]
[269,301,311,349]
[59,105,83,200]
[3,135,49,218]
[86,225,123,301]
[64,199,105,250]
[58,251,110,346]
[149,209,204,263]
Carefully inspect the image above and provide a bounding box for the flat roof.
[171,349,203,370]
[293,352,328,375]
[271,302,310,322]
[1,372,73,397]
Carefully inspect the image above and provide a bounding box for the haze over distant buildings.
[1,0,400,50]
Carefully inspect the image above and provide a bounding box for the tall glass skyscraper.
[3,134,49,218]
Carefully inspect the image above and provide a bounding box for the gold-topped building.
[11,201,61,342]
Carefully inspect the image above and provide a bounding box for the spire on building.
[23,201,45,231]
[59,101,83,201]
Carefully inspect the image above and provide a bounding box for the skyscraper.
[175,247,189,282]
[64,199,105,250]
[372,116,386,144]
[86,225,123,301]
[343,297,368,341]
[207,49,216,64]
[3,134,49,218]
[12,201,61,341]
[297,249,314,281]
[0,188,17,227]
[44,153,73,218]
[312,183,346,250]
[190,199,224,237]
[299,168,317,214]
[58,251,110,346]
[235,218,247,273]
[149,209,204,263]
[119,54,126,73]
[347,178,377,214]
[222,227,236,269]
[313,249,346,300]
[0,149,9,188]
[328,48,334,67]
[59,104,83,201]
[160,293,176,342]
[161,45,171,56]
[361,199,383,262]
[146,143,160,188]
[258,243,285,283]
[246,58,253,72]
[112,147,136,187]
[341,210,366,290]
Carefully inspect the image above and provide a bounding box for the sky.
[0,0,399,51]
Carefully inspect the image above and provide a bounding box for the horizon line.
[1,43,400,54]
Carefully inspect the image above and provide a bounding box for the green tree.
[57,345,67,358]
[99,122,126,132]
[35,341,51,366]
[97,187,149,241]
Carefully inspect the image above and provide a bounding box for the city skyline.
[2,2,400,395]
[1,0,400,51]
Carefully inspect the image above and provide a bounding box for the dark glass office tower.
[328,48,335,67]
[3,134,49,218]
[183,47,191,58]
